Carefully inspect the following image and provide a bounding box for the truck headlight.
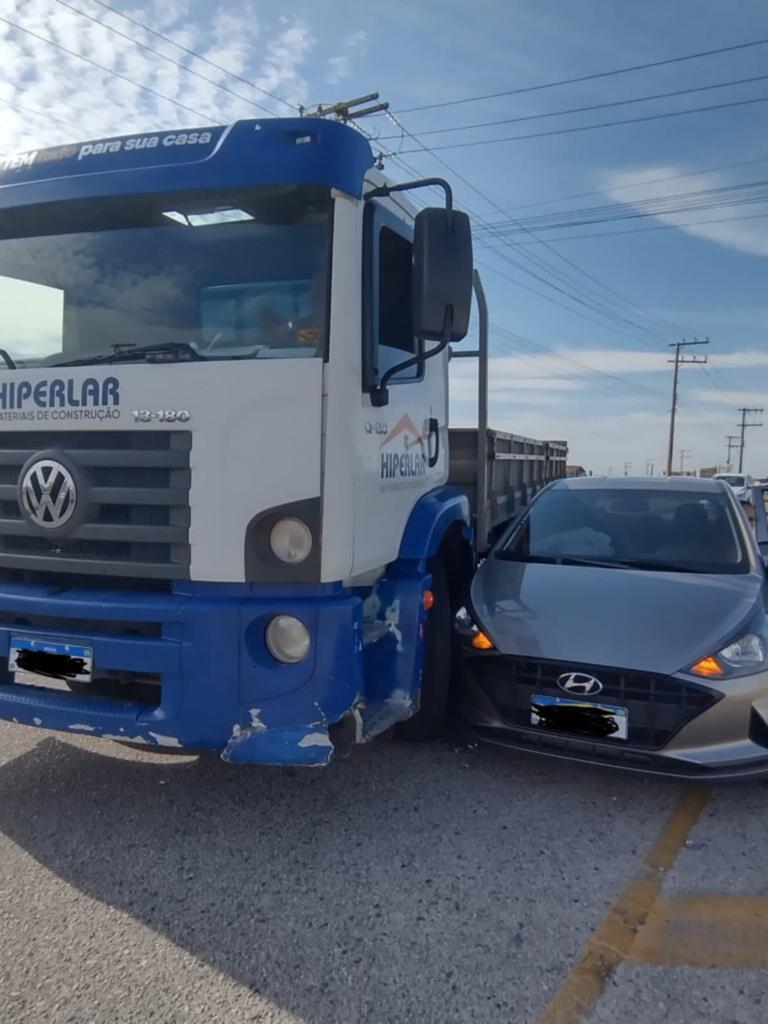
[266,615,311,664]
[269,517,313,564]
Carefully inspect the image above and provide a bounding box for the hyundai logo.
[557,672,603,696]
[20,458,78,529]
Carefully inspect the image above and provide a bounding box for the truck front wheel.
[396,558,452,741]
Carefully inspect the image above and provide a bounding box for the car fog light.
[270,517,312,564]
[266,615,311,664]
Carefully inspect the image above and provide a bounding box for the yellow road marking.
[537,786,711,1024]
[631,894,768,968]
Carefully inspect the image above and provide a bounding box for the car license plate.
[9,636,93,691]
[531,694,628,741]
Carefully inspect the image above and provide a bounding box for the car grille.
[470,655,721,750]
[0,431,191,580]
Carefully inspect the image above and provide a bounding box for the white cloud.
[325,28,367,86]
[448,348,768,476]
[603,166,768,257]
[0,0,315,155]
[326,55,349,85]
[688,389,768,406]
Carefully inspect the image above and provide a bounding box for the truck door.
[351,200,448,576]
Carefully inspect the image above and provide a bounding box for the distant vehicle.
[456,477,768,781]
[714,473,754,503]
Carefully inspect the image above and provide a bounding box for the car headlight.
[689,630,768,679]
[266,615,311,664]
[269,517,312,564]
[455,606,495,651]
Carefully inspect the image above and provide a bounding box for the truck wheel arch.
[398,487,472,564]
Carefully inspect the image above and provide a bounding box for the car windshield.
[0,185,331,367]
[498,486,751,574]
[716,475,746,488]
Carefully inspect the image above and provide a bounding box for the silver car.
[456,477,768,780]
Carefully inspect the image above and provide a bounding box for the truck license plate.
[9,636,93,691]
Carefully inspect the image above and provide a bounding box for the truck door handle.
[427,417,440,468]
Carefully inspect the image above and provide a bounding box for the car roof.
[548,476,728,493]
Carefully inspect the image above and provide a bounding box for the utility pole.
[679,449,690,474]
[624,461,632,477]
[737,407,764,473]
[646,459,655,476]
[666,338,709,477]
[725,434,741,470]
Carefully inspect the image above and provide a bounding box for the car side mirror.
[412,207,473,342]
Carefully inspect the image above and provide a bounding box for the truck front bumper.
[0,580,368,766]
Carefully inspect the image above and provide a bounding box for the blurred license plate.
[9,636,93,691]
[531,694,628,740]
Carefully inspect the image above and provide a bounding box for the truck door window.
[363,206,421,389]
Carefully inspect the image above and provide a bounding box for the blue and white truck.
[0,118,566,764]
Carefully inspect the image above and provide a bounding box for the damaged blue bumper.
[0,572,428,765]
[0,580,365,765]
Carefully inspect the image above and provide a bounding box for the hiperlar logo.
[0,376,120,423]
[380,414,427,489]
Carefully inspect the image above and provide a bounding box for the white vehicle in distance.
[714,473,754,503]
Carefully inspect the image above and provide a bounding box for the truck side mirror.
[412,207,473,342]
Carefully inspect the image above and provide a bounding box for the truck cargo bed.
[448,428,567,547]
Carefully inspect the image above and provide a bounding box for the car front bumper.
[456,654,768,782]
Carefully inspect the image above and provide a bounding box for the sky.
[0,0,766,474]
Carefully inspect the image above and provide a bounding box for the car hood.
[470,559,766,675]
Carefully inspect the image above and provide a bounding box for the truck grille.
[0,431,191,580]
[470,655,721,750]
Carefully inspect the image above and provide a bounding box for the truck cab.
[0,118,480,763]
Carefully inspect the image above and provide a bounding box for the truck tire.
[396,558,452,741]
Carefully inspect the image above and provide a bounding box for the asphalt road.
[0,722,766,1024]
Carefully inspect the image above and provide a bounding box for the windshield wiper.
[0,348,16,370]
[612,559,705,574]
[495,553,630,569]
[51,342,207,367]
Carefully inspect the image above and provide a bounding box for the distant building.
[566,465,587,478]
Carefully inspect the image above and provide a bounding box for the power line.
[0,13,216,123]
[54,0,281,118]
[473,177,768,234]
[503,154,768,213]
[474,315,664,398]
[385,113,687,345]
[87,0,297,112]
[0,92,74,127]
[398,36,768,114]
[494,207,768,245]
[381,72,768,140]
[399,93,768,153]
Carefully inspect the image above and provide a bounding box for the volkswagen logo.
[20,458,78,529]
[557,672,603,696]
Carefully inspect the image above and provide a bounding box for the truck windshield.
[0,185,332,367]
[498,486,750,574]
